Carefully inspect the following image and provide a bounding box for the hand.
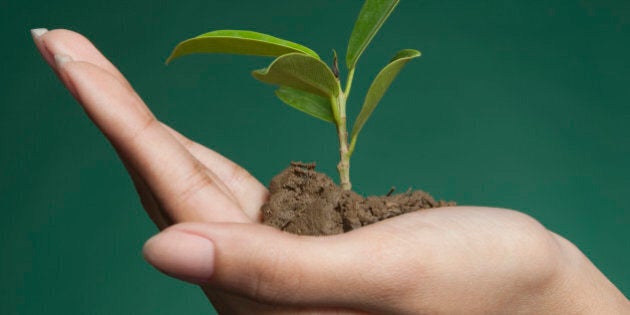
[34,29,629,314]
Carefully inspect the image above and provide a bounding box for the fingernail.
[143,229,215,284]
[30,28,48,39]
[54,54,73,67]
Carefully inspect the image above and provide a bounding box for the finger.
[36,29,249,224]
[142,222,397,312]
[34,28,258,224]
[51,54,249,223]
[31,28,132,92]
[31,29,175,227]
[162,124,268,221]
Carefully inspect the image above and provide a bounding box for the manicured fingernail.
[54,54,73,67]
[143,229,215,284]
[30,28,48,38]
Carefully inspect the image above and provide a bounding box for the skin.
[33,29,629,315]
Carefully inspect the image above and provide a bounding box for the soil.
[262,162,455,236]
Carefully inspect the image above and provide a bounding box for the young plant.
[167,0,420,190]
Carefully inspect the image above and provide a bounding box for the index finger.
[35,29,250,224]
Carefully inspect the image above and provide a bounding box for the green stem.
[337,67,357,190]
[332,68,357,190]
[335,93,351,190]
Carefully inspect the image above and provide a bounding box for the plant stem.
[333,67,357,190]
[336,92,352,190]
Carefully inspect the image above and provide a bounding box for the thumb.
[142,222,380,308]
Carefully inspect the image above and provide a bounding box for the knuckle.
[129,115,159,144]
[173,162,213,207]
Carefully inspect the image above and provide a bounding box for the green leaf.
[350,49,420,143]
[166,30,319,64]
[346,0,400,70]
[252,53,340,98]
[275,86,334,123]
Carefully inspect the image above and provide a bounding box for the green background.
[2,0,629,313]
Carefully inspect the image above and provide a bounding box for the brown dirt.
[262,162,455,236]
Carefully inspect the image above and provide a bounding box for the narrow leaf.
[346,0,400,70]
[275,86,334,123]
[166,30,319,64]
[350,49,420,142]
[252,53,339,98]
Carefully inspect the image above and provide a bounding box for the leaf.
[166,30,319,64]
[275,86,334,123]
[350,49,420,143]
[346,0,400,70]
[252,53,340,98]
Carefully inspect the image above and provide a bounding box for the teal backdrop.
[2,0,628,313]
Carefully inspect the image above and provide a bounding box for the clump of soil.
[262,162,455,236]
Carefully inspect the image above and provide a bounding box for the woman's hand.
[33,28,629,314]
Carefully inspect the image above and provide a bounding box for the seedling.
[167,0,420,190]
